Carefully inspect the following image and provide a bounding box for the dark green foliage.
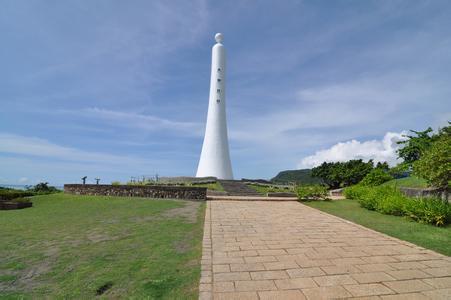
[413,134,450,188]
[0,189,34,200]
[360,169,393,187]
[271,169,322,184]
[404,197,451,226]
[27,182,60,194]
[296,185,328,200]
[375,161,390,171]
[397,127,434,165]
[343,185,451,226]
[311,159,374,188]
[343,185,371,200]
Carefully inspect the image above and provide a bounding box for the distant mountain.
[271,169,322,185]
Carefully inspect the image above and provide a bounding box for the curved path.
[199,201,451,299]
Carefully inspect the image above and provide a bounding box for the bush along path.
[343,185,451,227]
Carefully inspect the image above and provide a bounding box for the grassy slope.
[305,199,451,256]
[0,194,205,299]
[383,176,428,188]
[247,184,294,195]
[271,169,323,184]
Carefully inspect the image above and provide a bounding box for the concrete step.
[207,195,298,201]
[218,180,262,196]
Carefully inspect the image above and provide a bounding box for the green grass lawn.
[383,176,428,188]
[247,184,294,195]
[0,194,205,299]
[304,199,451,256]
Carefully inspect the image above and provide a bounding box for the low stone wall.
[399,187,449,202]
[64,184,207,201]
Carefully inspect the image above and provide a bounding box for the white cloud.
[18,177,29,183]
[298,131,407,168]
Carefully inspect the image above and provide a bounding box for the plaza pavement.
[199,200,451,299]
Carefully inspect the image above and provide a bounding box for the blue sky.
[1,0,450,185]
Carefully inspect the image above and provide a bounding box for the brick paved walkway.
[199,201,451,299]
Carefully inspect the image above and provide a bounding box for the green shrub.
[344,184,451,226]
[360,169,393,187]
[296,185,328,200]
[111,181,121,186]
[376,193,409,216]
[403,197,451,226]
[343,185,370,200]
[0,190,34,200]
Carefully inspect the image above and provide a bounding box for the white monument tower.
[196,33,233,179]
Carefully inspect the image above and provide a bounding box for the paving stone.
[423,267,451,277]
[264,261,299,270]
[202,200,450,299]
[214,281,235,292]
[381,293,429,299]
[344,283,394,297]
[383,279,434,293]
[274,277,317,289]
[357,264,395,272]
[313,274,358,286]
[214,291,258,300]
[421,288,451,299]
[250,270,288,280]
[213,264,230,273]
[422,276,451,288]
[230,263,266,272]
[321,265,361,275]
[234,280,277,292]
[301,286,353,299]
[386,269,431,280]
[287,267,325,278]
[258,290,306,300]
[214,272,250,282]
[244,256,277,263]
[352,272,396,283]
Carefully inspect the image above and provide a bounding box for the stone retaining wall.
[399,187,449,202]
[64,184,207,200]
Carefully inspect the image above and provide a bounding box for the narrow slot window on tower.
[217,68,221,72]
[216,99,220,103]
[217,89,220,93]
[217,78,221,82]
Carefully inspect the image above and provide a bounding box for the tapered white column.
[196,33,233,179]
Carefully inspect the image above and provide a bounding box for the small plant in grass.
[296,185,328,200]
[111,181,121,185]
[360,169,393,187]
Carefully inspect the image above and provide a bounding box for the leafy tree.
[375,161,389,171]
[28,182,59,194]
[360,169,393,186]
[312,160,375,188]
[397,128,434,165]
[413,135,450,188]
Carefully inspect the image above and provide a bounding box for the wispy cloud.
[0,133,155,166]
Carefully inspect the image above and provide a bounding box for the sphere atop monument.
[215,33,223,43]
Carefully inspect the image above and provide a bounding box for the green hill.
[271,169,322,185]
[382,176,428,188]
